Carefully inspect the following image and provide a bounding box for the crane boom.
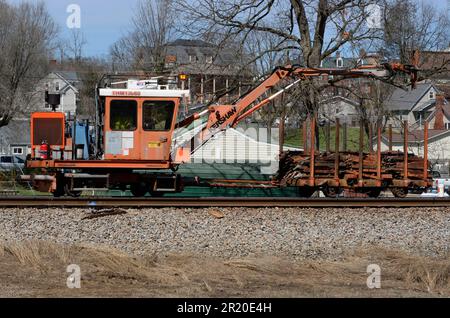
[172,62,419,163]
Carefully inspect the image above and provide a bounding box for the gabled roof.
[423,100,450,122]
[50,71,80,94]
[54,71,80,82]
[385,83,435,111]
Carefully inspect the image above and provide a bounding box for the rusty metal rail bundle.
[0,196,449,208]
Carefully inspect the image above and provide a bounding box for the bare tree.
[77,58,109,119]
[110,0,175,72]
[174,0,385,147]
[175,0,381,70]
[66,29,87,63]
[383,0,449,65]
[337,79,395,142]
[0,1,58,128]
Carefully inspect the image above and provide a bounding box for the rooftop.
[385,83,435,111]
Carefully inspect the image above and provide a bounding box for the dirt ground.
[0,241,448,297]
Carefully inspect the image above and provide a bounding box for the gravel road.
[0,207,448,260]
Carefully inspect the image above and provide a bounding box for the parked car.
[428,170,450,194]
[0,155,25,172]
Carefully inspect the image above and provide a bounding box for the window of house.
[429,90,435,99]
[142,101,175,131]
[56,82,60,91]
[12,147,23,155]
[445,122,450,130]
[0,156,12,163]
[110,100,137,131]
[189,55,197,63]
[336,58,344,68]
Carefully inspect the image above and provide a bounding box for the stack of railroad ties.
[275,150,432,198]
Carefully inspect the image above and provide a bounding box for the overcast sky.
[5,0,449,58]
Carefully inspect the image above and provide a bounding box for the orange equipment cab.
[100,83,188,165]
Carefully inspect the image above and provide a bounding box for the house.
[320,51,380,70]
[419,46,450,82]
[317,51,383,123]
[37,71,80,115]
[417,46,450,111]
[319,96,360,126]
[163,39,253,105]
[378,91,450,175]
[384,82,443,128]
[0,119,31,159]
[423,95,450,130]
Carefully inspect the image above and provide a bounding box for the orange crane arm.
[173,62,418,162]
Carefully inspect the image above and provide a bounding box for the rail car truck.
[21,61,431,197]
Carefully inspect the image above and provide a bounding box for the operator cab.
[99,77,189,165]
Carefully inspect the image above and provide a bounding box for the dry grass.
[1,241,71,271]
[387,251,450,294]
[347,248,450,295]
[0,241,448,297]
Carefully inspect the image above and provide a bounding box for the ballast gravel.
[0,207,448,260]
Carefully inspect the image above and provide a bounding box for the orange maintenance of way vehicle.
[22,61,427,197]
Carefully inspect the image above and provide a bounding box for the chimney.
[434,94,445,130]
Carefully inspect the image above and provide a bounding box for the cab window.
[110,100,137,131]
[143,101,175,131]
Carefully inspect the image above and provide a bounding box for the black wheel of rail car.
[366,188,382,198]
[322,186,342,198]
[130,182,149,197]
[52,174,65,198]
[390,187,408,198]
[52,186,65,198]
[297,186,316,198]
[64,184,82,198]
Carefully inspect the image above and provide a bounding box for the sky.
[5,0,450,58]
[7,0,142,57]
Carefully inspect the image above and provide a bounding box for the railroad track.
[0,196,449,208]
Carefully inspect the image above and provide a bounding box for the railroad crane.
[21,59,429,197]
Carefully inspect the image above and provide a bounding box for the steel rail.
[0,197,449,208]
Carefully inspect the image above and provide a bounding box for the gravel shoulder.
[0,207,448,260]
